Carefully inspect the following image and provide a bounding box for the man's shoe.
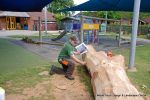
[49,65,55,75]
[65,75,75,80]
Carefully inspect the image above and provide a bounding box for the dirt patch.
[6,69,93,100]
[38,71,49,76]
[22,81,50,99]
[6,94,24,100]
[6,80,52,100]
[50,68,93,100]
[5,39,93,100]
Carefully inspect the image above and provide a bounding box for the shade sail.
[61,0,150,12]
[0,0,53,12]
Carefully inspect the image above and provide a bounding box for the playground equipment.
[59,16,101,43]
[51,31,67,41]
[82,16,100,44]
[78,15,125,47]
[54,16,123,47]
[51,17,81,41]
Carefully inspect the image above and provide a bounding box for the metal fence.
[107,25,149,35]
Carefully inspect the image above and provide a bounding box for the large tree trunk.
[83,45,144,100]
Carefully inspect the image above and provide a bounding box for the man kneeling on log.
[50,35,86,80]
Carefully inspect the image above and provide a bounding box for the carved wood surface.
[84,45,144,100]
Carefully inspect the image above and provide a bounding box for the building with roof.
[0,11,58,30]
[60,17,80,32]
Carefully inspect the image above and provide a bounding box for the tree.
[82,11,150,20]
[47,0,75,29]
[47,0,74,16]
[54,13,65,29]
[83,11,122,19]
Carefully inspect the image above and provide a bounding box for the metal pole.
[38,17,42,43]
[129,0,141,71]
[44,6,48,34]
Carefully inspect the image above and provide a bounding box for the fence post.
[118,20,122,47]
[38,17,42,43]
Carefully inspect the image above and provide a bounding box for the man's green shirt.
[58,42,75,59]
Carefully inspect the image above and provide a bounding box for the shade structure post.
[44,6,48,34]
[129,0,141,71]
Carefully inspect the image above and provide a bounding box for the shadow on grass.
[77,66,94,99]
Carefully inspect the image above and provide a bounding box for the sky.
[73,0,88,5]
[73,0,88,14]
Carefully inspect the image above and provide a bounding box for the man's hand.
[81,61,86,66]
[71,55,86,66]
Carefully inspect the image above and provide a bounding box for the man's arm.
[73,51,80,55]
[71,55,86,65]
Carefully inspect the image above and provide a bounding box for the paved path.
[0,30,37,37]
[121,36,150,43]
[0,30,61,37]
[9,38,62,62]
[0,30,63,62]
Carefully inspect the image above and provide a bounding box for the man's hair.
[69,35,77,41]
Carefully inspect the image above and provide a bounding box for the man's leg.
[49,65,56,75]
[65,59,75,76]
[62,64,68,73]
[49,64,68,75]
[60,58,75,80]
[58,59,68,73]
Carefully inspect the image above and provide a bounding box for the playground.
[0,12,149,100]
[0,0,150,100]
[0,29,149,99]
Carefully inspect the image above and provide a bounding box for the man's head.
[69,35,78,47]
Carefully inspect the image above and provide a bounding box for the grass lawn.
[122,33,148,39]
[0,38,51,93]
[77,66,94,98]
[0,38,49,74]
[114,44,150,95]
[0,38,63,99]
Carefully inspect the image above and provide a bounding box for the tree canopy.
[47,0,74,15]
[46,0,150,23]
[82,11,150,20]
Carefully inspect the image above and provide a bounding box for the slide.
[51,31,67,41]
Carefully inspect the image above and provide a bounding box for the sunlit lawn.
[0,38,49,74]
[0,38,51,93]
[114,44,150,95]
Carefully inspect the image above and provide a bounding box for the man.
[50,35,86,80]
